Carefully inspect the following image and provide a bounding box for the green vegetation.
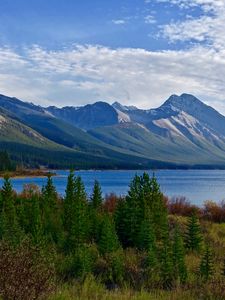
[0,151,14,172]
[0,173,225,299]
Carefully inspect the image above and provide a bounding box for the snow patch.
[115,109,131,123]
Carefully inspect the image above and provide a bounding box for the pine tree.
[141,173,169,242]
[138,217,156,251]
[124,175,143,247]
[89,180,104,243]
[200,244,213,281]
[42,174,57,209]
[0,176,22,244]
[160,236,174,289]
[114,198,127,247]
[64,170,75,231]
[41,174,62,244]
[172,225,187,284]
[66,176,89,250]
[30,195,44,246]
[186,212,202,252]
[98,215,119,255]
[150,175,168,241]
[90,180,103,210]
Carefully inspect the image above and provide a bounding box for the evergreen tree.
[42,174,57,209]
[200,244,213,281]
[149,175,168,241]
[0,151,12,171]
[141,173,169,242]
[0,176,22,244]
[160,237,174,289]
[138,217,156,251]
[114,198,127,247]
[64,170,75,231]
[123,175,143,247]
[172,225,187,284]
[98,215,119,255]
[89,180,104,243]
[41,174,62,244]
[186,212,202,252]
[30,195,44,246]
[90,180,103,210]
[66,176,89,250]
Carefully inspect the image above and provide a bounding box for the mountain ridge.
[0,93,225,169]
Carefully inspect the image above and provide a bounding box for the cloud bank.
[0,0,224,113]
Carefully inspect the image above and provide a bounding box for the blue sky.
[0,0,224,113]
[0,0,201,50]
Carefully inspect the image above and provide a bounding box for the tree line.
[0,172,218,299]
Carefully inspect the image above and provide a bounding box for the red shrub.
[167,196,200,216]
[103,193,120,213]
[203,200,225,223]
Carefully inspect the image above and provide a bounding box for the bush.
[57,244,98,281]
[94,249,124,288]
[103,193,120,213]
[167,197,199,217]
[0,240,55,300]
[203,200,225,223]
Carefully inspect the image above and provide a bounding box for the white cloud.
[144,15,156,24]
[160,0,225,50]
[112,19,126,25]
[0,44,225,113]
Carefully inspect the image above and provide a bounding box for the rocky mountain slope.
[0,93,225,168]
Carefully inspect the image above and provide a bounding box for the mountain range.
[0,93,225,169]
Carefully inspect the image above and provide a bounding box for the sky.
[0,0,225,113]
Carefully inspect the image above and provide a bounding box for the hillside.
[0,93,225,168]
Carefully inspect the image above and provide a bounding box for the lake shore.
[0,169,57,178]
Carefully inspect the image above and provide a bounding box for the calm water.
[1,169,225,206]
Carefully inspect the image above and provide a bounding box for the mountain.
[0,93,225,169]
[47,101,119,130]
[0,95,167,169]
[89,94,225,166]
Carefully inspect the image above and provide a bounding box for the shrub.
[58,244,98,281]
[203,200,225,223]
[103,193,120,213]
[0,240,55,300]
[167,197,199,217]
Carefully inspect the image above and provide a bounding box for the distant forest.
[0,151,14,172]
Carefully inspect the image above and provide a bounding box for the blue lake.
[0,169,225,206]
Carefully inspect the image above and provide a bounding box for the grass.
[48,219,225,300]
[49,275,196,300]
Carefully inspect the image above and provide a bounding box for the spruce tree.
[186,212,202,252]
[41,174,62,244]
[0,176,22,244]
[160,237,174,289]
[30,195,44,246]
[90,180,103,210]
[63,170,75,230]
[42,174,57,209]
[172,225,187,284]
[98,215,119,255]
[89,180,104,242]
[200,244,213,281]
[66,176,89,250]
[150,175,168,241]
[124,175,143,247]
[114,198,127,247]
[141,173,169,242]
[138,217,156,251]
